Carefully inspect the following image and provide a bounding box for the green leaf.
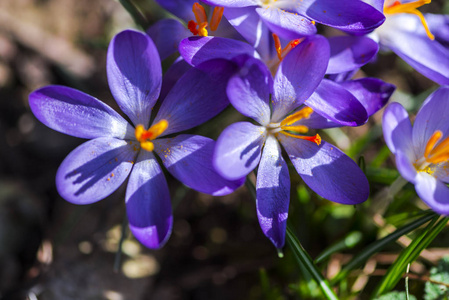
[331,211,437,284]
[424,256,449,300]
[314,231,362,264]
[365,167,399,185]
[286,225,339,300]
[373,216,449,297]
[117,0,148,30]
[375,291,417,300]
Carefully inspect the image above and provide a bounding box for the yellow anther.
[280,125,309,133]
[384,0,435,40]
[134,120,169,152]
[281,107,314,126]
[140,141,155,152]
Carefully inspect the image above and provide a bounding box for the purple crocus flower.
[383,86,449,215]
[201,0,385,41]
[179,32,394,125]
[148,0,243,60]
[213,55,370,248]
[367,0,449,85]
[29,29,243,249]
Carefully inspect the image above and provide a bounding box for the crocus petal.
[305,79,368,127]
[339,78,395,117]
[256,135,290,249]
[29,85,134,139]
[362,0,385,12]
[412,87,449,155]
[55,138,136,205]
[415,172,449,215]
[382,102,414,157]
[147,19,191,61]
[201,0,259,7]
[214,122,267,180]
[227,56,272,125]
[154,0,196,21]
[159,57,192,102]
[126,150,172,249]
[255,6,317,40]
[293,0,385,35]
[298,111,341,129]
[279,136,369,205]
[380,15,449,85]
[326,36,379,74]
[224,7,272,60]
[154,135,244,196]
[153,59,237,136]
[272,35,329,122]
[179,36,259,67]
[395,150,418,183]
[107,30,162,127]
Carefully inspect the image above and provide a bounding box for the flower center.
[268,107,321,145]
[384,0,435,40]
[415,130,449,170]
[188,3,224,37]
[134,119,168,152]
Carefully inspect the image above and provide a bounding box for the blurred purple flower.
[213,55,370,248]
[29,29,243,249]
[201,0,385,40]
[367,0,449,85]
[383,86,449,215]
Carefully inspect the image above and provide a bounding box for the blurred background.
[0,0,449,299]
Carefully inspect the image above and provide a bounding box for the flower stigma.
[272,33,303,62]
[414,130,449,171]
[268,107,321,145]
[188,3,224,37]
[384,0,435,40]
[134,119,169,152]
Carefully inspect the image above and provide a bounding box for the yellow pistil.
[384,0,435,40]
[134,119,169,152]
[273,33,304,61]
[276,107,321,145]
[188,3,224,37]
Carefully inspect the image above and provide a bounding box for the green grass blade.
[373,216,448,297]
[331,211,437,284]
[286,225,339,300]
[117,0,149,30]
[314,231,362,264]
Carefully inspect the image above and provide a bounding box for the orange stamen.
[210,7,224,31]
[277,107,319,145]
[273,33,283,61]
[135,120,169,152]
[188,3,224,37]
[272,33,303,62]
[192,2,208,24]
[425,130,449,164]
[384,0,435,40]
